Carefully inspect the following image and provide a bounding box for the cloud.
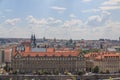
[87,15,102,26]
[102,0,120,5]
[82,9,100,13]
[46,17,63,26]
[82,0,120,14]
[5,9,13,12]
[26,16,62,26]
[100,0,120,11]
[82,0,91,2]
[1,16,5,18]
[82,6,120,14]
[26,15,47,25]
[88,15,102,22]
[102,11,111,15]
[97,21,120,39]
[0,26,32,38]
[64,19,83,27]
[0,11,2,15]
[86,11,111,26]
[0,9,13,15]
[4,18,21,25]
[51,6,66,13]
[100,6,120,10]
[0,15,120,40]
[69,14,76,18]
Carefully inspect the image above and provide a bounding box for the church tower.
[31,34,36,48]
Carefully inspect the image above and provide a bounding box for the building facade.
[12,52,85,74]
[84,52,120,73]
[94,53,120,73]
[4,47,12,63]
[11,35,86,74]
[0,49,4,64]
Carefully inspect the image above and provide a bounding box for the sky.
[0,0,120,40]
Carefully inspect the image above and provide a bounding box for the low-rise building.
[11,35,86,74]
[11,47,86,74]
[0,49,4,64]
[84,52,120,73]
[94,53,120,73]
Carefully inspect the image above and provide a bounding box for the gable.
[14,53,21,59]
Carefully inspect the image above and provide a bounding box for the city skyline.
[0,0,120,40]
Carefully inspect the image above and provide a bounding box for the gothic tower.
[31,34,36,48]
[119,37,120,42]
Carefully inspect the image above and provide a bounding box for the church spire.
[33,34,36,41]
[31,34,34,41]
[31,34,36,48]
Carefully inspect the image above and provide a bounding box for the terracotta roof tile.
[21,51,79,57]
[84,52,120,60]
[12,45,80,57]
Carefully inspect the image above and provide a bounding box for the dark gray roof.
[31,48,46,52]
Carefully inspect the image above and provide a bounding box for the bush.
[106,70,110,74]
[92,66,99,73]
[100,71,104,74]
[78,71,84,75]
[119,69,120,73]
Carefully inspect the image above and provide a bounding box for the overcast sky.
[0,0,120,40]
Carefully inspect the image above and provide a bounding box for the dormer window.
[52,54,55,57]
[27,54,30,57]
[44,54,47,57]
[61,54,63,57]
[36,54,39,57]
[15,53,21,59]
[68,54,71,57]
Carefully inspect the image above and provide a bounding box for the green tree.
[78,70,84,75]
[106,69,110,74]
[4,63,10,72]
[53,70,59,75]
[37,70,43,75]
[92,66,99,73]
[100,71,104,74]
[119,69,120,73]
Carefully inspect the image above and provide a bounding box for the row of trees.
[9,69,85,75]
[3,64,120,75]
[81,49,100,54]
[92,66,120,74]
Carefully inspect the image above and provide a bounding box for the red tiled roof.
[84,54,90,58]
[84,52,120,60]
[103,53,120,57]
[94,53,120,60]
[12,45,80,57]
[94,56,102,60]
[21,51,79,57]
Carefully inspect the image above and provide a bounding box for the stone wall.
[0,74,120,80]
[0,75,77,80]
